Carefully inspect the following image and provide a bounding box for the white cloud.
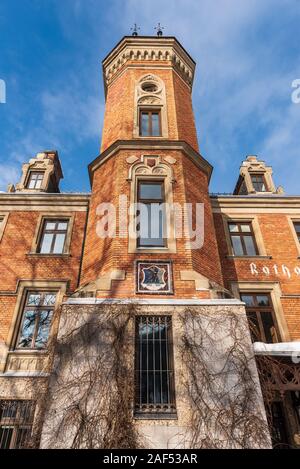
[0,163,21,190]
[1,0,299,194]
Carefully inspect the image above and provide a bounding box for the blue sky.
[0,0,300,194]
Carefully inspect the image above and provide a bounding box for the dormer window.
[294,222,300,244]
[251,174,267,192]
[27,172,44,189]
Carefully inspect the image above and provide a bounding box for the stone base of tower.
[40,299,272,449]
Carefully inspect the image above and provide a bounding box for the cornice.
[0,193,90,210]
[102,36,196,93]
[88,139,213,186]
[210,195,300,211]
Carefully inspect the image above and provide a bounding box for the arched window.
[133,75,168,139]
[127,156,176,253]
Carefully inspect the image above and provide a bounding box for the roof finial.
[155,23,164,37]
[131,23,140,36]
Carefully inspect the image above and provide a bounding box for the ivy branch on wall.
[179,307,271,449]
[40,304,141,449]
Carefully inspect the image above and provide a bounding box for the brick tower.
[40,35,271,449]
[79,35,225,299]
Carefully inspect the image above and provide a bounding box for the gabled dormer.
[233,155,284,195]
[8,151,63,193]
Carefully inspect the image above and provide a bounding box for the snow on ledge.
[253,341,300,356]
[65,298,244,306]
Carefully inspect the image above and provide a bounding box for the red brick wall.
[173,71,199,152]
[81,149,223,298]
[213,211,300,340]
[101,64,197,152]
[0,209,88,343]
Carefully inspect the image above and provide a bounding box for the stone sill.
[27,253,71,258]
[0,371,50,378]
[135,136,166,140]
[226,255,272,260]
[134,413,178,420]
[8,350,48,356]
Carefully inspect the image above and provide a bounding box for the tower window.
[17,291,57,350]
[135,316,176,417]
[0,400,36,449]
[38,219,69,254]
[137,181,166,247]
[240,293,280,343]
[293,222,300,243]
[139,110,161,137]
[251,174,267,192]
[228,222,258,256]
[27,172,44,189]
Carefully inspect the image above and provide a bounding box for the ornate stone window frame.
[128,156,176,254]
[0,213,9,242]
[1,280,67,374]
[287,216,300,257]
[238,156,277,195]
[133,74,168,139]
[222,214,268,258]
[29,213,74,256]
[231,281,290,343]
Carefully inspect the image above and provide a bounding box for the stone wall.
[40,301,272,449]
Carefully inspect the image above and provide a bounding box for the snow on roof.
[253,341,300,357]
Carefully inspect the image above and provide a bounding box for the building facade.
[0,35,299,449]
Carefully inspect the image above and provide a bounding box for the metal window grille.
[135,316,176,417]
[0,400,36,449]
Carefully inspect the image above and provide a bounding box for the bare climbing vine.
[179,307,270,449]
[39,303,141,449]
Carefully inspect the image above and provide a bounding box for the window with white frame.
[27,171,44,189]
[37,219,69,254]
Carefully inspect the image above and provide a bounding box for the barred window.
[17,291,57,350]
[0,400,35,449]
[135,316,176,417]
